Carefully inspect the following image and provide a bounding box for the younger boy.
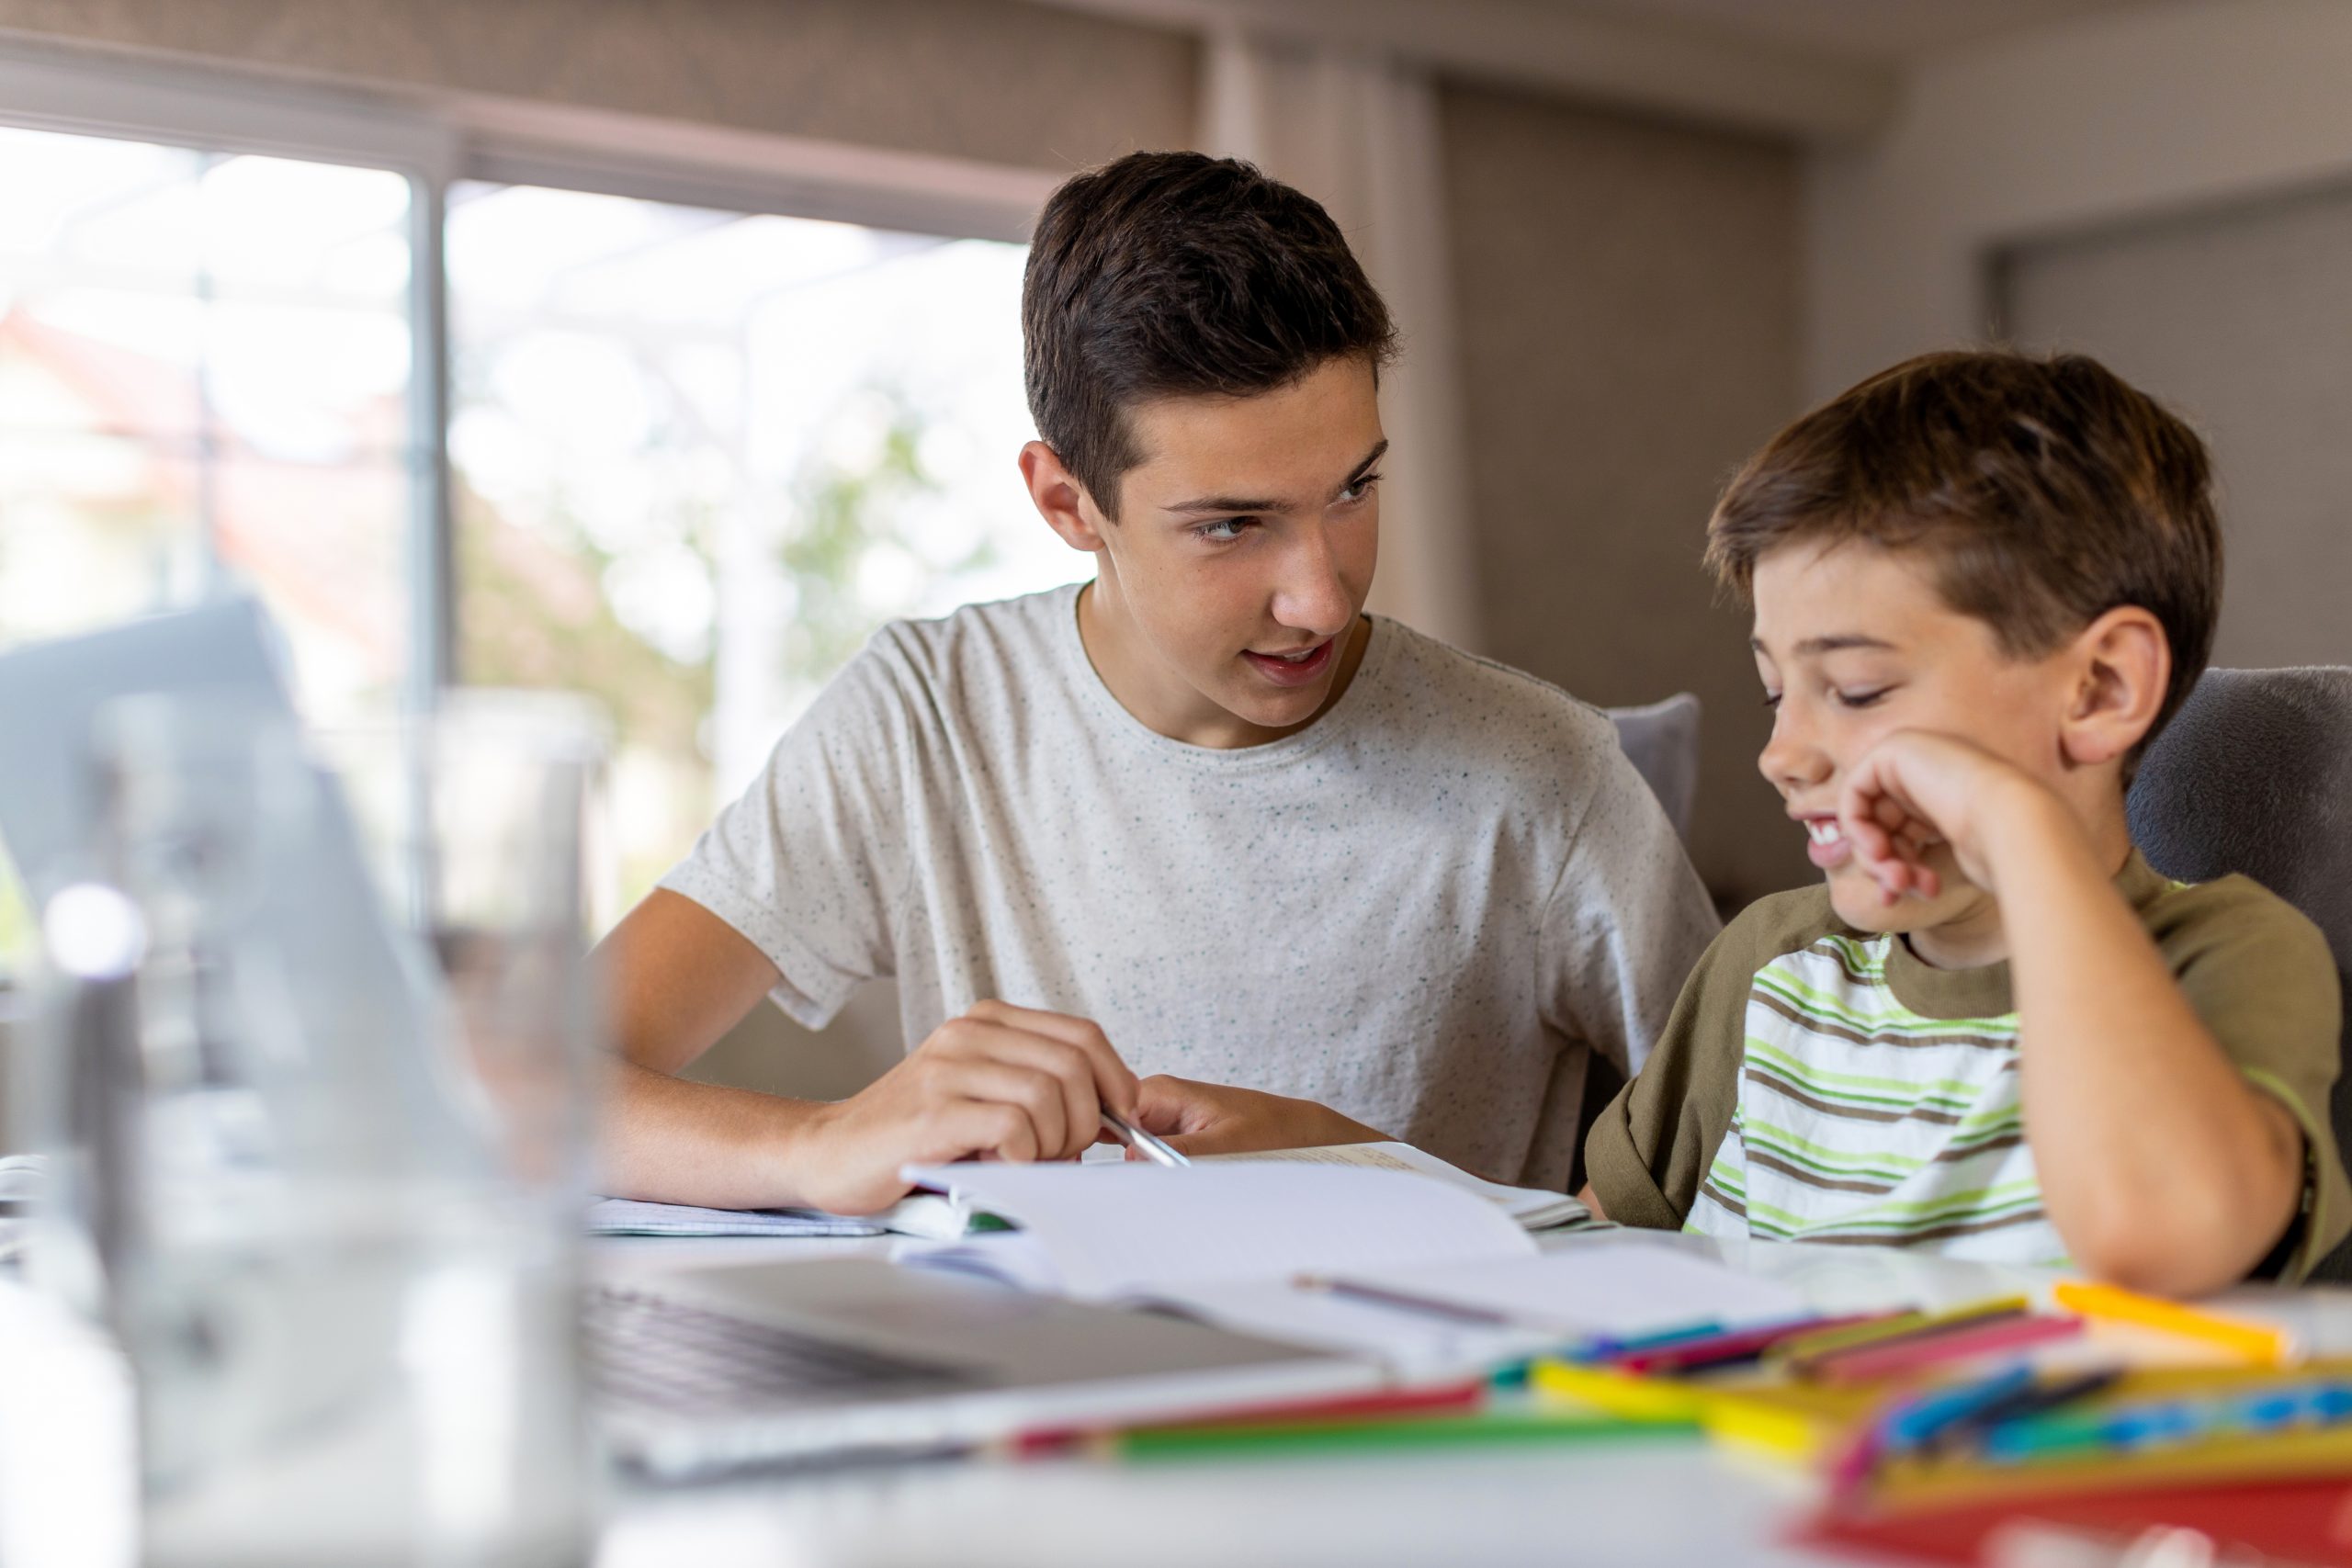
[1583,350,2349,1292]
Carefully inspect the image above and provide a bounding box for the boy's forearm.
[600,1059,833,1210]
[1987,788,2302,1292]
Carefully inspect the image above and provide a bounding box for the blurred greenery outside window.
[447,184,1082,908]
[0,125,1082,973]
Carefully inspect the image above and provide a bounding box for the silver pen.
[1099,1108,1191,1168]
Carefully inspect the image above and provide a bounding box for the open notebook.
[588,1139,1588,1240]
[897,1161,1804,1373]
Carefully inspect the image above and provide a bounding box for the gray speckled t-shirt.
[662,584,1719,1190]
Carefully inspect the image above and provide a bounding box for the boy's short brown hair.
[1705,349,2222,744]
[1023,151,1396,520]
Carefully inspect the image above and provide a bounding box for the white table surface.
[10,1229,2349,1568]
[588,1228,2070,1568]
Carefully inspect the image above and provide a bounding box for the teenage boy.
[1583,349,2349,1292]
[597,152,1718,1215]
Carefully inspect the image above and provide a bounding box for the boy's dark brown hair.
[1705,348,2222,745]
[1023,151,1396,519]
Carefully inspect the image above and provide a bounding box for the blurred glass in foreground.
[39,691,604,1567]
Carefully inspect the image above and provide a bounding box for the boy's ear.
[1021,441,1111,553]
[2059,605,2171,770]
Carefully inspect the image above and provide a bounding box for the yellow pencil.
[2052,1280,2292,1365]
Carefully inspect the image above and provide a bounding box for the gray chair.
[2127,666,2352,1282]
[1570,693,1702,1193]
[1606,692,1702,844]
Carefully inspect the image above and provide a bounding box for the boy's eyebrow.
[1337,439,1390,494]
[1163,439,1389,515]
[1749,634,1900,655]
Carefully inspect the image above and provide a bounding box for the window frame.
[0,38,1057,711]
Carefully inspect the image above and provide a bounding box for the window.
[0,121,419,972]
[0,125,417,714]
[447,182,1080,903]
[0,74,1078,966]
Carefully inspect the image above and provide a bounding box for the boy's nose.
[1758,708,1832,793]
[1270,526,1353,637]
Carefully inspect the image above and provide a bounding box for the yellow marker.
[1533,1360,1871,1462]
[2052,1280,2292,1366]
[1699,1392,1840,1462]
[1528,1359,1705,1423]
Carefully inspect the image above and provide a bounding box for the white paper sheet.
[1201,1142,1589,1229]
[899,1162,1536,1301]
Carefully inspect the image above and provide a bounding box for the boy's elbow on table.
[2058,1156,2301,1299]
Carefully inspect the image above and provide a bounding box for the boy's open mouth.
[1800,814,1851,870]
[1242,637,1335,688]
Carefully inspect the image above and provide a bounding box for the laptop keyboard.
[587,1283,970,1416]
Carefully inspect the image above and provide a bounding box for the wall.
[1807,0,2352,400]
[1441,81,1813,906]
[0,0,1197,172]
[2004,185,2352,671]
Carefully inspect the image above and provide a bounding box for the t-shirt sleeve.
[658,635,918,1029]
[2157,881,2351,1284]
[1536,732,1722,1077]
[1582,905,1781,1229]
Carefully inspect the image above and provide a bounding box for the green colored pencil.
[1104,1410,1702,1462]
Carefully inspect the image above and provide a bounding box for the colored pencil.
[1770,1309,1933,1368]
[1001,1381,1486,1457]
[1611,1314,1881,1375]
[1101,1407,1701,1462]
[1982,1376,2352,1464]
[1881,1365,2041,1454]
[1527,1358,1711,1422]
[1828,1368,2122,1506]
[1806,1314,2085,1386]
[2052,1280,2292,1365]
[1569,1318,1728,1362]
[1781,1296,2030,1376]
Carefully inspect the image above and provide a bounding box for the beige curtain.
[1201,28,1482,652]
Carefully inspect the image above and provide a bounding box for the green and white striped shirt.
[1586,852,2352,1281]
[1684,931,2056,1261]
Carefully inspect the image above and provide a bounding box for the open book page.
[1341,1237,1809,1336]
[898,1162,1535,1301]
[1201,1143,1589,1229]
[1146,1277,1573,1377]
[1156,1236,1809,1373]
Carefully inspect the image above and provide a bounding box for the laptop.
[588,1258,1382,1478]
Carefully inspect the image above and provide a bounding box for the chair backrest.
[1605,693,1702,845]
[2127,666,2352,1281]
